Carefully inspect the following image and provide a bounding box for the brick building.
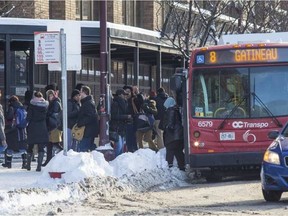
[0,0,182,110]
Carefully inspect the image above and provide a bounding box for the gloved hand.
[166,124,174,130]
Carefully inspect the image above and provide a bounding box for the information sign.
[34,31,60,64]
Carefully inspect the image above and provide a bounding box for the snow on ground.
[0,148,188,215]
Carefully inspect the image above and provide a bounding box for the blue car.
[261,123,288,202]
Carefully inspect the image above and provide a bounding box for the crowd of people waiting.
[0,83,185,172]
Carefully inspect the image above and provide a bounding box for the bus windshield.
[192,66,288,118]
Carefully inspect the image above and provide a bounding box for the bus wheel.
[205,174,223,183]
[262,189,282,202]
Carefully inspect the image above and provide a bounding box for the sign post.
[34,30,68,156]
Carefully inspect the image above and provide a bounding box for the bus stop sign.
[34,31,60,64]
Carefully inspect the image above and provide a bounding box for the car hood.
[277,136,288,151]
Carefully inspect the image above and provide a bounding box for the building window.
[122,0,136,26]
[12,51,28,85]
[139,64,150,94]
[76,0,100,21]
[126,62,134,85]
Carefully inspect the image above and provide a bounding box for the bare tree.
[156,0,239,63]
[0,1,44,18]
[156,0,288,64]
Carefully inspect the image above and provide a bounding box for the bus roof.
[219,32,288,45]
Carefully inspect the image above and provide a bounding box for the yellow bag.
[71,124,85,141]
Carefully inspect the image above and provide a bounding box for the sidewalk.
[0,153,42,193]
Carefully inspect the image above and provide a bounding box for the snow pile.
[0,148,188,215]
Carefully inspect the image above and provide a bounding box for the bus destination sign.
[194,47,288,66]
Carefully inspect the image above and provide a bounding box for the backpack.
[15,107,28,129]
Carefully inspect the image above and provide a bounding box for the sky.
[0,147,188,215]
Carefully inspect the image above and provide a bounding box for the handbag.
[47,115,58,131]
[135,113,152,132]
[131,99,152,132]
[71,124,85,141]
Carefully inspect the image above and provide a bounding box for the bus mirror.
[268,131,279,140]
[170,75,183,92]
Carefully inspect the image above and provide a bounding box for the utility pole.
[99,0,110,147]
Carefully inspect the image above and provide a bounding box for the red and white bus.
[172,43,288,181]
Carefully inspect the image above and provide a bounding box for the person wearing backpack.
[2,95,28,169]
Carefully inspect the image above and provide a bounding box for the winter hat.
[71,89,80,99]
[157,87,165,94]
[116,89,128,96]
[164,97,176,109]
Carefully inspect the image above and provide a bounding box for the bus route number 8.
[209,51,217,63]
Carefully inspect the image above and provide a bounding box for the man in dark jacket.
[110,89,131,156]
[154,87,168,149]
[123,85,138,152]
[67,89,81,150]
[162,97,185,171]
[76,85,98,152]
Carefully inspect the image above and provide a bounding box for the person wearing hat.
[162,97,185,171]
[67,89,81,150]
[110,88,131,157]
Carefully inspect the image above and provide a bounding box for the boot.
[26,153,32,171]
[36,152,44,172]
[21,153,28,169]
[42,143,52,167]
[31,154,36,162]
[2,154,12,169]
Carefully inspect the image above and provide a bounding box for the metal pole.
[99,0,110,146]
[60,28,68,156]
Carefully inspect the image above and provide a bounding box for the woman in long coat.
[26,91,49,171]
[162,97,185,171]
[42,89,62,166]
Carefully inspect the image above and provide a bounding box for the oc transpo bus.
[171,43,288,182]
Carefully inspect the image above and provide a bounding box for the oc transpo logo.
[232,121,269,129]
[232,121,244,128]
[243,130,256,144]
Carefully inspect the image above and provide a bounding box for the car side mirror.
[268,131,279,140]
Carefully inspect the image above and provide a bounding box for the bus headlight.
[193,141,205,147]
[263,150,280,165]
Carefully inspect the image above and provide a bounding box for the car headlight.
[263,150,280,165]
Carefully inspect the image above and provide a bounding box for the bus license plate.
[220,132,235,141]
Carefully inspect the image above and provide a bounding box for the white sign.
[15,87,27,96]
[220,132,235,141]
[34,31,60,64]
[47,22,81,71]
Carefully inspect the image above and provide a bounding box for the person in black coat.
[162,97,185,171]
[110,89,131,157]
[76,85,98,152]
[2,95,27,169]
[67,89,81,150]
[26,91,49,171]
[154,87,168,149]
[42,89,63,167]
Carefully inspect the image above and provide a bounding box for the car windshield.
[191,66,288,119]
